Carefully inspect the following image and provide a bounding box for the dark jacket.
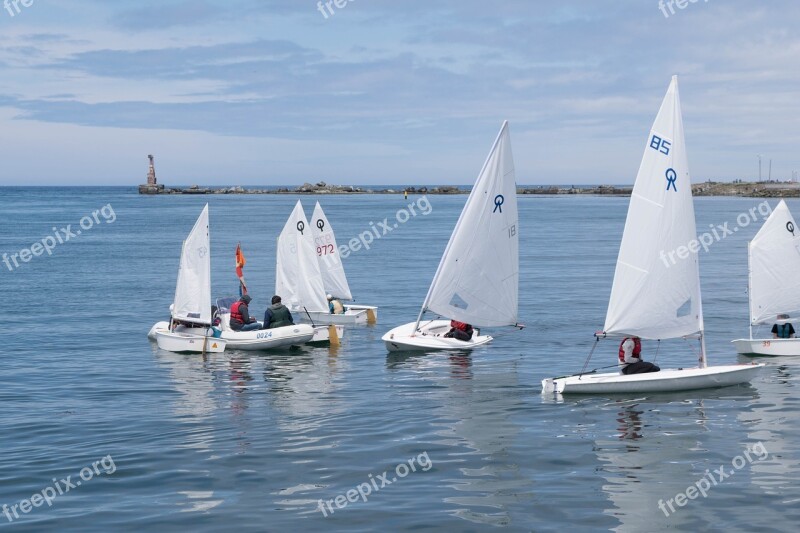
[265,303,294,328]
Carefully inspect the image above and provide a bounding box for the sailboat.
[732,200,800,355]
[307,201,378,325]
[541,76,763,394]
[382,121,520,352]
[275,200,345,344]
[153,204,226,353]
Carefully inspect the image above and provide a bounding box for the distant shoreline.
[137,180,800,198]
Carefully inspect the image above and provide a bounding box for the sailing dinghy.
[306,201,378,325]
[382,121,520,352]
[275,201,345,344]
[541,76,762,394]
[732,200,800,356]
[152,204,226,353]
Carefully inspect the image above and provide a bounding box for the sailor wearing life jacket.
[444,320,474,342]
[327,294,345,315]
[229,294,260,331]
[771,314,796,339]
[618,336,660,375]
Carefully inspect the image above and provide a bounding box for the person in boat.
[444,320,474,341]
[229,294,260,331]
[618,336,660,374]
[263,295,294,329]
[327,294,346,315]
[772,314,796,339]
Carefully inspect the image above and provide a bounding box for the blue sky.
[0,0,798,186]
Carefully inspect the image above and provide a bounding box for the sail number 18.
[508,224,516,238]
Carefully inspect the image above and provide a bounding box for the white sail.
[275,201,328,313]
[311,202,353,300]
[604,76,703,340]
[422,121,519,327]
[172,204,212,325]
[749,200,800,325]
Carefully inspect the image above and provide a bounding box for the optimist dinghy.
[307,201,378,325]
[151,204,226,354]
[733,200,800,356]
[382,121,520,352]
[541,76,762,394]
[275,201,345,344]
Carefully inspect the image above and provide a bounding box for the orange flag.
[235,243,247,295]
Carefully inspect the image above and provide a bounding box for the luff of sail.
[172,204,212,325]
[275,201,328,313]
[421,121,519,328]
[311,202,353,301]
[603,76,703,340]
[749,199,800,325]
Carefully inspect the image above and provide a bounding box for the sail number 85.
[650,135,671,155]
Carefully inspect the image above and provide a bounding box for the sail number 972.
[650,134,671,155]
[317,244,335,256]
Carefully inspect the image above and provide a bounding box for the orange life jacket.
[451,320,473,333]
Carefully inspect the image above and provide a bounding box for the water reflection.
[386,352,530,527]
[739,361,800,504]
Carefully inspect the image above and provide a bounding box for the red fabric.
[450,320,472,332]
[230,301,245,323]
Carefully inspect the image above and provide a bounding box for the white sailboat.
[382,121,520,352]
[542,76,762,394]
[153,204,226,353]
[306,201,378,325]
[732,200,800,355]
[275,200,345,344]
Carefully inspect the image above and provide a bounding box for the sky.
[0,0,798,186]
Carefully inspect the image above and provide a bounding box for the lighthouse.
[139,154,166,194]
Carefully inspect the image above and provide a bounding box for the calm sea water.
[0,188,798,532]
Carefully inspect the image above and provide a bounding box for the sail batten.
[311,202,353,301]
[749,200,800,325]
[172,204,212,326]
[421,121,519,328]
[603,76,704,340]
[276,201,328,313]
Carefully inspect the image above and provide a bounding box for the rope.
[578,336,601,377]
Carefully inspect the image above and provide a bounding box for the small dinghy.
[542,76,762,394]
[152,204,226,354]
[732,200,800,356]
[276,201,345,344]
[382,121,521,352]
[307,201,378,325]
[214,297,315,350]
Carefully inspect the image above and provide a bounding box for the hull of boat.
[305,305,378,325]
[156,331,226,353]
[382,320,492,352]
[541,363,764,395]
[732,338,800,356]
[221,324,315,350]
